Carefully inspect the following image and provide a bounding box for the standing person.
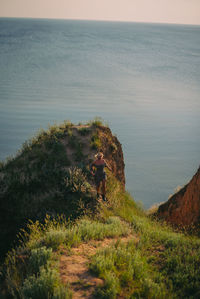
[90,152,111,200]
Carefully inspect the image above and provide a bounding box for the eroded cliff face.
[97,126,125,187]
[157,167,200,227]
[61,124,125,188]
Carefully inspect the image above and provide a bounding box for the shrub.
[90,241,168,298]
[65,167,92,194]
[25,215,68,250]
[22,267,72,299]
[4,247,27,298]
[75,217,130,242]
[89,117,105,127]
[78,127,90,136]
[95,272,120,299]
[161,243,200,298]
[28,246,52,275]
[90,132,101,150]
[98,174,144,223]
[43,229,67,250]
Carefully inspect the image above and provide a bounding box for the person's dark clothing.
[91,162,107,186]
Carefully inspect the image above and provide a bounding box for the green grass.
[88,117,107,128]
[65,167,92,194]
[1,119,200,299]
[90,132,102,150]
[90,241,169,298]
[88,214,200,298]
[2,196,200,299]
[0,120,98,261]
[22,267,72,299]
[125,214,200,298]
[77,127,91,136]
[97,173,144,222]
[23,215,130,251]
[74,216,130,242]
[87,175,200,298]
[2,215,130,298]
[28,246,53,275]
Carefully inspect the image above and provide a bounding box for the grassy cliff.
[1,120,200,298]
[0,119,114,260]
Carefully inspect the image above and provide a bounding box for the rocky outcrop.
[157,167,200,227]
[97,126,125,187]
[0,121,125,260]
[61,124,125,188]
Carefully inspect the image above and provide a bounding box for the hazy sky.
[1,0,200,25]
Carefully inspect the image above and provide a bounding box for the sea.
[0,18,200,208]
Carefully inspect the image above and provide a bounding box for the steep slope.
[0,120,125,260]
[2,181,200,299]
[157,167,200,227]
[1,121,200,299]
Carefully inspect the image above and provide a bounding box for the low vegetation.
[2,215,130,298]
[0,119,104,260]
[2,175,200,298]
[1,119,200,298]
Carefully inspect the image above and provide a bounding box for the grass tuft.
[22,267,72,299]
[28,246,52,275]
[90,132,101,150]
[90,241,169,298]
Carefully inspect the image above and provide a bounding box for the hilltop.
[0,118,125,259]
[1,119,200,299]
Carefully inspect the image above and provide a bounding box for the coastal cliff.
[0,120,125,259]
[157,167,200,227]
[1,120,200,299]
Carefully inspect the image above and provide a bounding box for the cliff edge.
[0,120,125,259]
[157,167,200,227]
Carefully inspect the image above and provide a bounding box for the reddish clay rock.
[97,126,125,188]
[157,167,200,227]
[65,125,125,189]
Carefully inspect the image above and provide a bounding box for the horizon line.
[0,16,200,27]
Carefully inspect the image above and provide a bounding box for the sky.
[0,0,200,25]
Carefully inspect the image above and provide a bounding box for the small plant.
[90,241,168,299]
[89,117,105,127]
[28,246,52,275]
[78,127,90,136]
[90,132,101,150]
[95,272,120,299]
[47,123,66,139]
[24,215,68,250]
[60,120,73,129]
[43,229,67,250]
[65,167,92,194]
[22,267,72,299]
[75,217,130,242]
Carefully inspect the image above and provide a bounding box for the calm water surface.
[0,18,200,208]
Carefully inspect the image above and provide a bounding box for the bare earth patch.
[59,235,136,299]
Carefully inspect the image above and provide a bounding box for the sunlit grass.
[1,119,200,299]
[3,215,130,297]
[90,241,169,298]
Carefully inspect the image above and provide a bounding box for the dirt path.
[59,235,136,299]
